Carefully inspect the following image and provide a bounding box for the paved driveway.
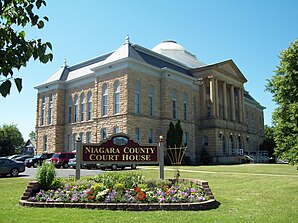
[18,167,104,179]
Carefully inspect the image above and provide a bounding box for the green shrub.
[50,177,64,190]
[36,162,56,190]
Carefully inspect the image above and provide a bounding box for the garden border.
[19,180,219,211]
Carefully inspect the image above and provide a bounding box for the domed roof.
[152,40,205,68]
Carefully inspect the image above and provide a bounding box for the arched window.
[148,84,154,116]
[183,93,188,121]
[102,84,108,116]
[41,96,46,126]
[134,80,141,114]
[67,96,72,123]
[172,90,177,119]
[74,95,78,122]
[114,80,120,114]
[48,94,53,125]
[230,135,235,155]
[80,93,85,121]
[87,91,92,120]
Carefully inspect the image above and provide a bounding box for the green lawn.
[0,164,297,223]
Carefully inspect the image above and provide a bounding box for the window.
[183,132,188,146]
[87,91,92,120]
[135,127,140,141]
[86,132,92,143]
[148,84,154,116]
[66,135,70,152]
[48,94,53,125]
[41,96,45,126]
[246,111,249,126]
[148,129,153,143]
[67,96,72,123]
[134,80,141,114]
[172,90,177,119]
[43,135,47,151]
[222,136,227,155]
[79,132,84,143]
[183,93,188,121]
[203,135,208,146]
[102,84,108,116]
[113,126,120,134]
[80,93,85,122]
[74,95,78,122]
[101,128,107,140]
[114,80,120,114]
[73,133,77,150]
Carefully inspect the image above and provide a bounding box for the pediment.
[214,60,247,83]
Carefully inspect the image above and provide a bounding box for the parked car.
[14,155,34,162]
[0,158,25,177]
[99,163,137,171]
[48,152,75,168]
[25,153,54,168]
[68,156,87,169]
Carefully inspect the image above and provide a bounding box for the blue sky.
[0,0,297,140]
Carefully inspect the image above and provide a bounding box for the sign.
[81,134,158,164]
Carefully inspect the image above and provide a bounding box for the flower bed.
[20,173,218,211]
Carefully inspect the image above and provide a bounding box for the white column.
[210,78,216,117]
[238,88,243,123]
[215,79,219,117]
[230,85,235,121]
[223,81,228,120]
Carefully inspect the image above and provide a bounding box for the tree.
[166,122,175,148]
[0,123,24,156]
[174,120,183,147]
[0,0,53,97]
[29,130,36,140]
[261,125,276,158]
[266,39,298,166]
[166,120,184,148]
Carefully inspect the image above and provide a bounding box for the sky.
[0,0,297,140]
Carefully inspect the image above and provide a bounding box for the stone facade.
[35,39,265,164]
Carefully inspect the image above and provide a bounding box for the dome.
[152,40,205,68]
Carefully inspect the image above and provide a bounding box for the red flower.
[137,192,146,201]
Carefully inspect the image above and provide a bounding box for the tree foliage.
[0,0,53,97]
[260,125,276,158]
[166,120,184,148]
[266,39,298,166]
[0,123,24,156]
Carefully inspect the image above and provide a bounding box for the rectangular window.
[48,95,53,125]
[80,103,84,121]
[102,95,107,116]
[67,105,72,123]
[79,132,84,143]
[74,104,78,122]
[149,96,153,117]
[183,102,187,121]
[101,128,107,140]
[135,127,140,141]
[183,132,188,146]
[114,93,120,114]
[134,93,140,114]
[172,100,177,119]
[41,97,45,126]
[87,132,92,143]
[113,126,120,134]
[43,135,47,151]
[148,129,153,143]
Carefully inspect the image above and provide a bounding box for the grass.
[0,164,297,223]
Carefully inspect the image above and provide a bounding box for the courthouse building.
[35,37,265,164]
